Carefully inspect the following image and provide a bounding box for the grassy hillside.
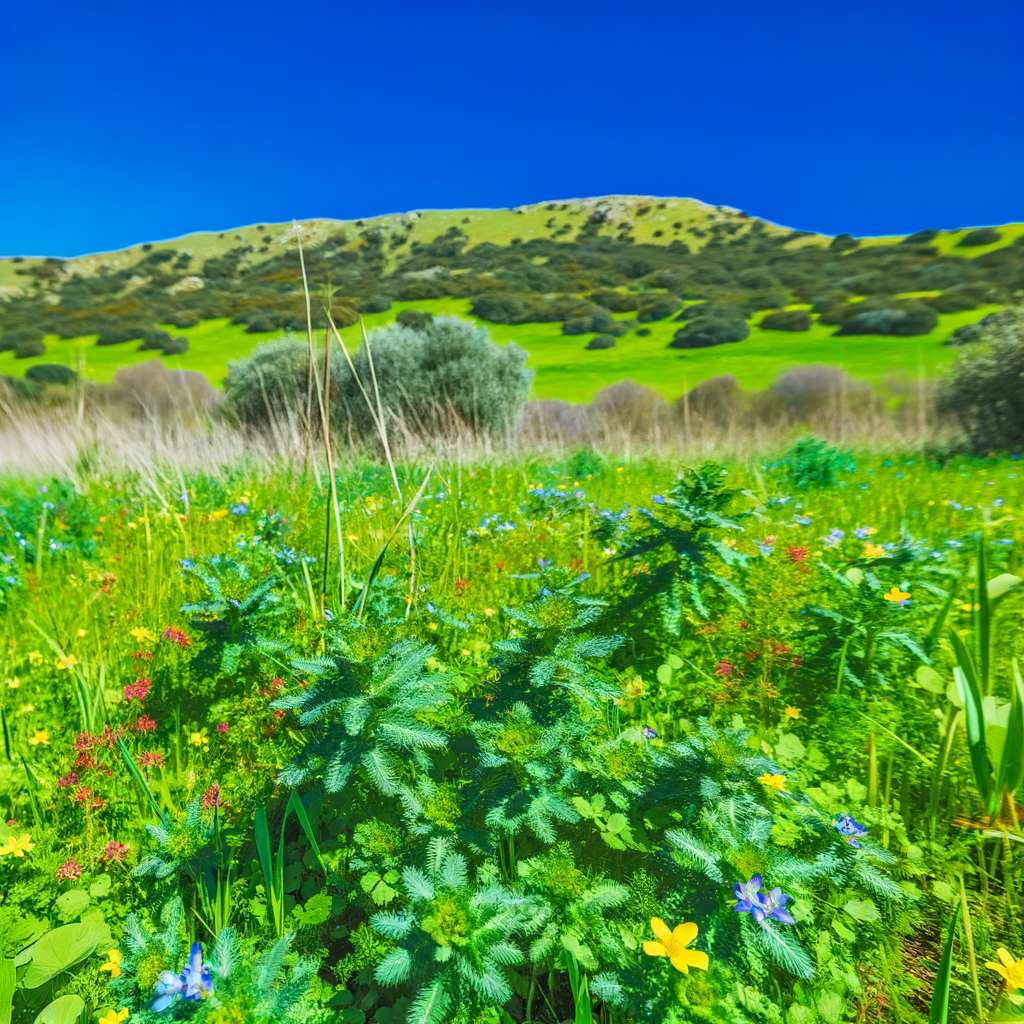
[2,195,1021,400]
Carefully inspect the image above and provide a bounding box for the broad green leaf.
[600,831,627,850]
[0,958,14,1024]
[915,665,945,694]
[845,567,864,586]
[33,994,85,1024]
[775,732,806,765]
[22,923,106,989]
[831,918,856,943]
[88,874,111,898]
[2,916,47,958]
[360,872,382,894]
[656,664,672,685]
[843,899,879,922]
[571,797,593,818]
[605,813,628,834]
[987,573,1022,602]
[951,631,991,808]
[54,891,89,924]
[667,653,683,669]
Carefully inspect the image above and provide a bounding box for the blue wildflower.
[755,886,795,926]
[993,498,1003,506]
[854,527,874,540]
[733,876,763,915]
[151,942,212,1012]
[834,813,868,847]
[641,726,658,739]
[795,515,812,525]
[230,503,249,516]
[652,494,666,505]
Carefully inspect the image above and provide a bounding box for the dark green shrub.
[939,308,1024,450]
[398,278,449,301]
[585,335,616,350]
[829,233,859,251]
[775,435,855,489]
[957,228,1002,247]
[242,311,307,334]
[562,309,625,336]
[14,338,46,358]
[760,309,812,331]
[588,289,638,312]
[929,286,980,313]
[162,336,189,355]
[675,302,714,321]
[946,309,1015,347]
[166,310,199,329]
[902,229,939,244]
[636,296,682,322]
[817,302,858,325]
[470,292,527,323]
[635,327,651,337]
[0,328,43,353]
[835,303,937,336]
[357,295,392,314]
[25,363,78,385]
[669,316,749,349]
[737,268,779,289]
[136,330,174,351]
[396,310,434,331]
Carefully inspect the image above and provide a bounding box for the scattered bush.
[775,435,856,489]
[0,328,43,353]
[357,295,392,314]
[136,330,174,352]
[588,289,638,312]
[928,284,987,313]
[763,364,870,421]
[470,292,527,323]
[902,229,939,244]
[636,296,682,322]
[759,310,812,331]
[829,233,859,251]
[669,316,749,349]
[24,363,78,385]
[396,309,434,331]
[939,307,1024,450]
[834,303,937,336]
[162,335,190,355]
[562,309,626,336]
[585,334,616,350]
[14,338,46,358]
[946,309,1016,347]
[635,327,651,337]
[676,374,742,427]
[957,228,1002,247]
[165,310,199,329]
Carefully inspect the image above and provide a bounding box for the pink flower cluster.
[162,626,192,648]
[138,750,166,769]
[134,715,157,734]
[201,783,220,810]
[130,650,155,661]
[100,840,129,863]
[122,676,152,704]
[57,858,82,882]
[216,722,229,735]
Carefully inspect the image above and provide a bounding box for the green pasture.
[0,300,1001,403]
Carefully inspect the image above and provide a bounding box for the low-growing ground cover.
[1,445,1023,1023]
[0,301,1001,403]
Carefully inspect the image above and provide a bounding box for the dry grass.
[0,364,960,481]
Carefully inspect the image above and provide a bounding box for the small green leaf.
[571,797,594,819]
[600,831,627,850]
[33,995,85,1024]
[832,918,856,943]
[54,891,89,924]
[987,573,1022,602]
[605,813,628,834]
[667,653,683,670]
[88,874,112,898]
[656,664,672,685]
[360,872,382,894]
[843,899,879,922]
[915,666,945,694]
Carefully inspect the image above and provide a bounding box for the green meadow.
[0,300,1000,403]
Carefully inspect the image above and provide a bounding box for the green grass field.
[0,300,1000,403]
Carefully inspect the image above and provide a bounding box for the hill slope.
[1,196,1021,401]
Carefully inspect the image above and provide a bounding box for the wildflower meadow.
[1,442,1023,1024]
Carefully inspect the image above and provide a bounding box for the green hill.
[1,196,1021,401]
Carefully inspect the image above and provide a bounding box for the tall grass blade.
[950,629,991,810]
[928,913,957,1023]
[116,737,164,820]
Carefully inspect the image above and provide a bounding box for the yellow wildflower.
[130,626,155,643]
[4,677,19,689]
[624,677,645,699]
[484,608,496,617]
[98,1009,129,1024]
[55,654,78,671]
[862,543,885,558]
[643,918,709,974]
[210,509,229,520]
[0,834,35,858]
[27,650,42,665]
[18,704,34,715]
[759,772,787,792]
[29,729,50,747]
[783,706,801,720]
[190,730,209,749]
[883,586,911,605]
[76,628,86,638]
[986,948,1024,991]
[99,949,122,978]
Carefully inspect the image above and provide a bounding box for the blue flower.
[652,494,666,505]
[641,726,658,739]
[823,528,845,547]
[794,515,812,525]
[230,503,249,516]
[733,876,762,915]
[834,813,868,847]
[853,527,873,540]
[756,886,795,925]
[993,498,1003,507]
[180,942,212,1000]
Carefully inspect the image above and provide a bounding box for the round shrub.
[14,338,46,358]
[829,233,859,251]
[585,335,616,350]
[470,292,527,323]
[136,329,174,351]
[337,315,532,437]
[162,335,190,355]
[760,310,812,331]
[25,363,78,385]
[635,327,651,337]
[957,228,1002,247]
[166,310,199,329]
[817,302,857,325]
[588,289,638,313]
[636,296,682,322]
[0,328,43,353]
[396,309,434,331]
[939,308,1024,450]
[834,304,937,336]
[929,287,979,313]
[357,295,392,314]
[902,229,939,244]
[946,309,1018,348]
[669,316,750,349]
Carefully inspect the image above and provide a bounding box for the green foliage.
[23,364,78,386]
[775,436,855,490]
[760,310,811,332]
[669,316,750,349]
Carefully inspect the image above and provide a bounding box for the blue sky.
[1,0,1021,257]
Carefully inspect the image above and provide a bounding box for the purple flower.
[151,942,212,1012]
[834,813,868,847]
[993,499,1003,507]
[733,875,762,915]
[652,494,666,505]
[641,726,658,739]
[854,527,873,540]
[756,886,795,925]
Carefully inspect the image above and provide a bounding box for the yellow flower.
[0,834,35,858]
[27,650,42,665]
[4,677,19,689]
[189,731,209,749]
[643,918,709,974]
[98,1009,129,1024]
[986,947,1024,991]
[29,729,50,747]
[960,602,980,612]
[18,704,35,715]
[862,543,885,558]
[883,586,911,604]
[130,626,155,643]
[55,654,78,671]
[783,706,801,720]
[624,677,645,699]
[484,608,496,617]
[76,628,87,638]
[759,772,787,792]
[210,509,229,520]
[99,949,122,978]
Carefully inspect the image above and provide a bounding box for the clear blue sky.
[1,0,1021,257]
